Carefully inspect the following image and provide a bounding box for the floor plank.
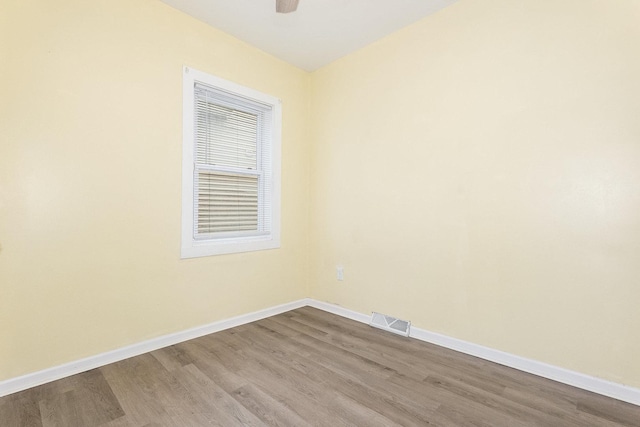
[1,307,638,426]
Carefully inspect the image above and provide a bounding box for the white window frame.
[181,66,281,258]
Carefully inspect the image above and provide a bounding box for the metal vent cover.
[369,312,411,337]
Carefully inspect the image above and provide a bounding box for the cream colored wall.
[1,0,638,392]
[309,0,640,388]
[0,0,310,380]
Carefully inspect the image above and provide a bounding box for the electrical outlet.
[336,265,344,281]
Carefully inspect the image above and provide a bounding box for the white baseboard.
[306,299,640,407]
[305,298,371,323]
[0,299,307,398]
[2,298,638,407]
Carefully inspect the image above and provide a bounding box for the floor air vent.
[369,312,411,337]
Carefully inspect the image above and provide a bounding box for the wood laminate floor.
[1,307,638,426]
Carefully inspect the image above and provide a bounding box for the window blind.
[193,83,273,239]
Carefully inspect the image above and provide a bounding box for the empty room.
[1,0,639,425]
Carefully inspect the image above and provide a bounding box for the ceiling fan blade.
[276,0,299,13]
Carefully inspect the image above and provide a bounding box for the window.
[181,66,281,258]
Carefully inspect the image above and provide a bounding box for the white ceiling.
[160,0,459,71]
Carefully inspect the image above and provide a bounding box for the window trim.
[181,66,281,258]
